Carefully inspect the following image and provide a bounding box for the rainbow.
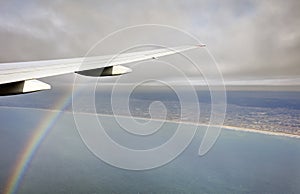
[4,92,73,194]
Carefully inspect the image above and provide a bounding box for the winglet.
[197,44,206,47]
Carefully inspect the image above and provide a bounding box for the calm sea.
[0,107,299,194]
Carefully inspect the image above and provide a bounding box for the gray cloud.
[0,0,299,83]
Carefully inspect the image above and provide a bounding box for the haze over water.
[0,106,299,194]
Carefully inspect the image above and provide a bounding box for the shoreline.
[1,105,299,139]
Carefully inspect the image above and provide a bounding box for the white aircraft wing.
[0,45,204,95]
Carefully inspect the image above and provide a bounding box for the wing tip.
[196,44,206,47]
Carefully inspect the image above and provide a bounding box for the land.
[0,89,299,137]
[97,98,300,137]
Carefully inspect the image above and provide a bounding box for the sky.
[0,0,299,86]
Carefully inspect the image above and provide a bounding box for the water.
[0,107,299,193]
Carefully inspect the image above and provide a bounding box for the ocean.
[0,107,299,194]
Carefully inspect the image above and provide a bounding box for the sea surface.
[0,107,299,194]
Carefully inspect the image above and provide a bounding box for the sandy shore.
[1,106,299,139]
[220,125,300,139]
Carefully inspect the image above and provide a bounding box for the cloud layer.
[0,0,299,83]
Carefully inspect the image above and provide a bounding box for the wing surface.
[0,45,205,95]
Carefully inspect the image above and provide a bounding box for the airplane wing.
[0,45,204,95]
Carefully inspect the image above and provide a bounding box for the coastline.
[220,125,300,139]
[1,105,299,139]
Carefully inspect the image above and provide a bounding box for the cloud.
[0,0,299,83]
[193,0,300,78]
